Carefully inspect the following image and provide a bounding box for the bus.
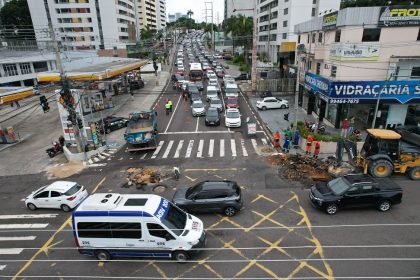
[189,63,203,81]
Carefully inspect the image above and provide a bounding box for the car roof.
[201,180,236,191]
[343,174,375,185]
[45,181,77,192]
[207,85,217,90]
[226,108,239,112]
[226,83,238,88]
[192,100,203,104]
[207,107,218,112]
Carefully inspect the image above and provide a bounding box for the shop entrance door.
[307,92,316,115]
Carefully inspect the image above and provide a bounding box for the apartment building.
[224,0,254,21]
[138,0,166,30]
[256,0,340,64]
[294,6,420,129]
[27,0,137,51]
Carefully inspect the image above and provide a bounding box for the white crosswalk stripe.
[98,154,106,160]
[0,236,36,241]
[0,214,58,219]
[174,140,184,158]
[0,248,23,255]
[93,157,100,163]
[262,138,268,146]
[241,139,248,157]
[151,141,164,159]
[220,139,225,157]
[208,139,214,157]
[251,139,259,154]
[0,224,49,229]
[185,140,194,158]
[231,139,237,157]
[0,265,6,271]
[140,153,148,159]
[162,140,174,159]
[197,139,204,158]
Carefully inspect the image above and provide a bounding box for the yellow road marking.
[252,210,293,232]
[12,177,107,279]
[251,194,277,204]
[149,261,168,278]
[185,175,197,182]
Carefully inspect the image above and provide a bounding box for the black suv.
[172,180,243,216]
[96,117,128,134]
[309,174,403,215]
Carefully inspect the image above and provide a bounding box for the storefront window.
[326,103,337,125]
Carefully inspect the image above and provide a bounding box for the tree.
[140,26,156,41]
[340,0,420,8]
[223,15,253,59]
[187,9,194,19]
[0,0,34,40]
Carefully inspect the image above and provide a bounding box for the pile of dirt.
[124,167,174,189]
[268,154,333,185]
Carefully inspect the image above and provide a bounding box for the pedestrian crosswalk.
[0,213,59,272]
[87,148,117,165]
[125,137,271,160]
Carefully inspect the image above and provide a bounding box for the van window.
[161,204,187,236]
[147,223,173,239]
[77,222,112,238]
[110,223,142,239]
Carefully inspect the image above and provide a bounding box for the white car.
[191,100,206,117]
[207,72,217,80]
[256,97,289,110]
[225,83,240,98]
[206,85,218,101]
[225,108,241,128]
[208,78,221,92]
[25,181,88,212]
[223,75,233,85]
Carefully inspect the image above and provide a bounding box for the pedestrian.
[15,100,20,108]
[313,141,321,158]
[130,91,134,101]
[341,118,350,138]
[293,130,300,147]
[306,134,313,155]
[283,135,290,153]
[273,131,280,148]
[165,101,171,115]
[348,116,355,136]
[168,99,173,112]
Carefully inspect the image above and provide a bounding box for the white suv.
[225,83,240,98]
[225,108,241,128]
[256,97,289,110]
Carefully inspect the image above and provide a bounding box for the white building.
[257,0,340,63]
[27,0,137,51]
[294,6,420,129]
[138,0,166,30]
[224,0,254,21]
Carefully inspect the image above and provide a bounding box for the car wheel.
[261,106,267,111]
[27,203,37,211]
[378,200,391,212]
[173,251,189,263]
[369,160,393,178]
[224,206,237,217]
[95,250,111,261]
[61,204,71,212]
[407,166,420,180]
[280,105,286,109]
[325,204,338,215]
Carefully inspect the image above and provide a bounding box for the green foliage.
[223,15,253,48]
[233,54,245,64]
[0,0,34,40]
[239,64,251,73]
[297,122,343,142]
[140,26,156,40]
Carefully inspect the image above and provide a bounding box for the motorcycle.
[305,120,326,134]
[46,136,65,158]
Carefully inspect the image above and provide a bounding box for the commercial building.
[224,0,254,21]
[257,0,340,64]
[138,0,166,30]
[27,0,137,51]
[168,13,187,23]
[294,6,420,129]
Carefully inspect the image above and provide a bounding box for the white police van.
[72,193,206,262]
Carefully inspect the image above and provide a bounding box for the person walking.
[313,141,321,158]
[341,118,350,138]
[273,131,280,148]
[283,135,290,153]
[165,101,171,115]
[306,134,313,155]
[168,99,173,112]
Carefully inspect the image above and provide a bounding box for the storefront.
[303,72,420,129]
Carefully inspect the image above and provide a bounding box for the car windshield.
[207,90,217,95]
[207,110,218,117]
[327,177,350,195]
[64,184,82,196]
[227,111,240,118]
[228,99,237,104]
[161,202,187,236]
[226,88,237,93]
[189,85,198,90]
[211,99,221,105]
[192,102,204,108]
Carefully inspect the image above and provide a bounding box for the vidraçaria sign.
[304,72,420,104]
[378,6,420,27]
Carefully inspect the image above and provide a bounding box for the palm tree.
[187,9,194,33]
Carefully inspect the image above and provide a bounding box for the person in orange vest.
[273,131,280,148]
[306,134,313,155]
[313,141,321,158]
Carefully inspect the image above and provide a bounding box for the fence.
[257,78,296,94]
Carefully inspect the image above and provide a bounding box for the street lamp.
[232,0,257,93]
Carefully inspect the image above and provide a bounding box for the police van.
[72,193,206,262]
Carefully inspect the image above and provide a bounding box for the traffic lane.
[153,90,183,133]
[298,178,420,278]
[164,94,203,133]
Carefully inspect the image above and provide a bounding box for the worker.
[306,134,313,155]
[168,99,173,112]
[293,130,300,147]
[165,101,171,115]
[313,141,321,158]
[273,131,280,148]
[283,135,290,153]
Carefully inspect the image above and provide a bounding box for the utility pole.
[205,1,214,51]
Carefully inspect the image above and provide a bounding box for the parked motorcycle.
[305,120,326,134]
[46,136,65,158]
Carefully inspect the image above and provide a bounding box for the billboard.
[378,6,420,27]
[322,11,338,30]
[329,43,380,61]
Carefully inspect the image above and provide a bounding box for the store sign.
[322,11,338,30]
[378,6,420,27]
[329,43,380,61]
[304,73,420,104]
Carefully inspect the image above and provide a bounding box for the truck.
[333,129,420,180]
[124,110,158,152]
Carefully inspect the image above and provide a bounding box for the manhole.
[153,185,167,193]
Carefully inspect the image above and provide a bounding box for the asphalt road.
[1,44,420,280]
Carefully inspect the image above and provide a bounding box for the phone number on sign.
[329,99,360,104]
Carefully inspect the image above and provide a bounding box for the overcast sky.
[166,0,224,24]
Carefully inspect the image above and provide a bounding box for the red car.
[176,69,185,75]
[226,97,239,109]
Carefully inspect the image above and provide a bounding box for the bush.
[239,64,251,72]
[233,54,245,64]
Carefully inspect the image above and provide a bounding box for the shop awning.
[37,60,148,82]
[0,87,34,104]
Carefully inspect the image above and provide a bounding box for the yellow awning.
[367,129,401,140]
[0,89,34,104]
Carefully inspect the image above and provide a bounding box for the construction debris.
[268,154,333,185]
[124,167,175,189]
